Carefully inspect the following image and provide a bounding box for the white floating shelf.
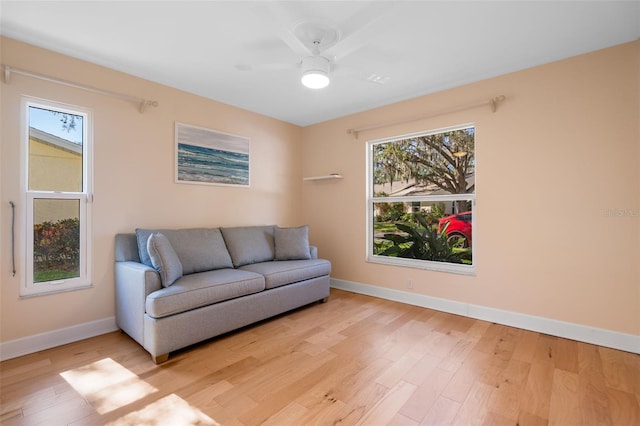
[303,173,343,181]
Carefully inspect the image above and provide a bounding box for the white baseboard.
[0,317,118,361]
[331,278,640,354]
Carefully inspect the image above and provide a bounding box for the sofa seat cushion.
[239,259,331,290]
[145,269,265,319]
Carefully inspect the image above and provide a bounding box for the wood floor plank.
[379,319,431,362]
[355,380,417,425]
[485,358,531,423]
[482,410,518,426]
[375,352,422,389]
[420,396,461,425]
[0,384,56,417]
[389,412,420,426]
[296,396,350,425]
[292,356,363,410]
[21,392,95,426]
[437,335,476,373]
[553,337,580,374]
[599,345,639,394]
[0,407,22,424]
[1,288,638,426]
[606,387,640,425]
[236,351,337,425]
[548,369,580,425]
[260,401,307,426]
[516,410,550,426]
[577,342,613,425]
[330,356,393,404]
[512,329,541,363]
[487,381,521,423]
[441,349,493,403]
[451,381,495,425]
[399,367,453,422]
[333,380,391,425]
[520,357,555,420]
[401,352,441,386]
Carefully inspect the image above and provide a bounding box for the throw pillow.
[147,232,183,287]
[274,225,311,260]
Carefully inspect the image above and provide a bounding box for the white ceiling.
[1,1,639,126]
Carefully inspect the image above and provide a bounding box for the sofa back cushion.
[136,228,233,274]
[115,233,141,262]
[221,225,275,267]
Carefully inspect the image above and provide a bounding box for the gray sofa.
[114,225,331,363]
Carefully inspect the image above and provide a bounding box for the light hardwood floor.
[1,289,639,425]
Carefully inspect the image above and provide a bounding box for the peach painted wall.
[0,37,303,342]
[302,41,640,336]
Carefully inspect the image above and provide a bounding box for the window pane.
[373,200,472,265]
[373,127,474,197]
[28,106,83,192]
[33,199,80,283]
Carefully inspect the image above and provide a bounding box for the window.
[23,99,92,296]
[366,125,475,274]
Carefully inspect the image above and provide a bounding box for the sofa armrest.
[309,245,318,259]
[115,261,162,345]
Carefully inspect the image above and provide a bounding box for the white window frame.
[21,97,93,297]
[366,124,475,275]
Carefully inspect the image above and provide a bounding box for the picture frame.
[175,122,250,187]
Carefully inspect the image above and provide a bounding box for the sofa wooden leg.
[153,353,169,364]
[320,297,329,303]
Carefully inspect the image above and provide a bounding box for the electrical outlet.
[406,279,413,289]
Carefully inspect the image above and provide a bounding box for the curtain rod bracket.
[491,95,505,112]
[139,100,159,113]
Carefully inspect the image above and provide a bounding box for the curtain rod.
[1,64,159,113]
[347,95,505,139]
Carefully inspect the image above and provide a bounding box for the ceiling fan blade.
[235,63,297,72]
[277,25,313,58]
[324,3,399,62]
[263,2,312,58]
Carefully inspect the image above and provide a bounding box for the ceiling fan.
[291,21,340,89]
[240,3,396,89]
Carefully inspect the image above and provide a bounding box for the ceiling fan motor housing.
[301,56,331,89]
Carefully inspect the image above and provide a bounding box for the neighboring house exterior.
[29,127,82,223]
[373,173,474,217]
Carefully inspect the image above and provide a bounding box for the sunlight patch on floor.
[106,393,220,426]
[60,358,157,414]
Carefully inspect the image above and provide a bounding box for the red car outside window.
[438,211,472,248]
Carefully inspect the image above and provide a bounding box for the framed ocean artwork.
[175,122,250,187]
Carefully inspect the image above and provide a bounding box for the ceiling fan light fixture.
[301,56,330,89]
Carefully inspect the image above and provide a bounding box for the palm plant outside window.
[366,125,475,274]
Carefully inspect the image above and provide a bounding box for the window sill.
[367,255,475,276]
[20,283,93,298]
